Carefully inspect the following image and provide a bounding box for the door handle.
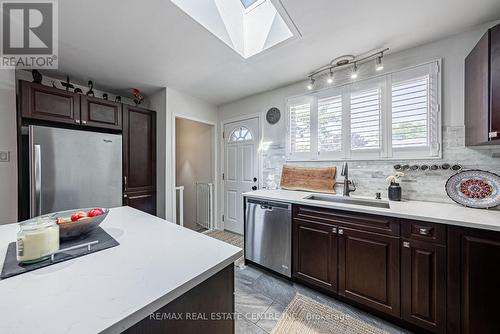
[34,144,42,217]
[489,131,498,139]
[252,186,257,191]
[253,177,258,182]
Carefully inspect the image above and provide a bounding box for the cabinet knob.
[332,227,337,233]
[338,229,344,235]
[403,241,410,248]
[489,131,498,139]
[82,120,87,125]
[75,119,80,124]
[419,228,430,236]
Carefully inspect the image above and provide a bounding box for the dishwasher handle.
[246,198,291,211]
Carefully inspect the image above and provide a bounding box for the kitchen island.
[0,207,241,334]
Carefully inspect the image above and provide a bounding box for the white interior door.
[223,117,259,234]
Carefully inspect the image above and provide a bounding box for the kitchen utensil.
[445,170,500,209]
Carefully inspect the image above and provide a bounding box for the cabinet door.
[448,227,500,334]
[401,239,446,333]
[293,218,337,292]
[338,227,400,317]
[81,96,122,130]
[490,24,500,141]
[20,81,80,125]
[123,105,156,193]
[124,191,156,215]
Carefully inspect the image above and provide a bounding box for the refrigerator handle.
[34,145,42,217]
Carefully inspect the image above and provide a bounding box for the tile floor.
[234,264,412,334]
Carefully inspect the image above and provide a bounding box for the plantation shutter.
[350,87,382,151]
[318,95,342,154]
[288,97,315,159]
[391,76,429,148]
[391,62,441,158]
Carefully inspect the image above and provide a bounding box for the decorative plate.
[445,170,500,209]
[266,107,281,124]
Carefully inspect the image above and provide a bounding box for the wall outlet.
[0,151,10,162]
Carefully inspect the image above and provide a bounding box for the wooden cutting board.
[280,165,337,194]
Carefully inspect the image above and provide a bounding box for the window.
[286,61,441,161]
[391,76,429,148]
[350,88,381,151]
[229,126,253,142]
[289,101,311,154]
[240,0,259,8]
[318,95,342,153]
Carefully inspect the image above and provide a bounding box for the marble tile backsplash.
[262,126,500,207]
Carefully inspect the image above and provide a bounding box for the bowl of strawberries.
[52,208,109,240]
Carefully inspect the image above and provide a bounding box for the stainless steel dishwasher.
[245,198,291,277]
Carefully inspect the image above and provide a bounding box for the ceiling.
[56,0,500,106]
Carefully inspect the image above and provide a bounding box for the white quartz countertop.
[244,189,500,232]
[0,207,242,334]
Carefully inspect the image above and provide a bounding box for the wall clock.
[266,107,281,124]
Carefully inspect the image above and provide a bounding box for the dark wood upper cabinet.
[293,217,338,292]
[81,95,122,130]
[124,191,156,216]
[465,23,500,145]
[448,227,500,334]
[338,227,400,318]
[401,238,446,333]
[123,105,156,194]
[20,80,81,125]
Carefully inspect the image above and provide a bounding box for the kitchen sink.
[305,194,390,209]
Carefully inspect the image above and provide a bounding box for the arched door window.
[229,126,253,142]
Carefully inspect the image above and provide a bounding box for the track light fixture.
[305,48,388,91]
[327,69,334,84]
[350,63,358,79]
[375,56,384,71]
[307,77,315,90]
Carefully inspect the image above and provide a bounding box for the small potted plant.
[386,172,404,201]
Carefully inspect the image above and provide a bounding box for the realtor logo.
[1,0,58,69]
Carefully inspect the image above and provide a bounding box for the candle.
[17,217,60,263]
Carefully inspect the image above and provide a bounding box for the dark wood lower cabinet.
[293,218,337,292]
[291,204,500,334]
[338,227,400,318]
[124,191,156,216]
[401,239,446,333]
[124,264,234,334]
[448,226,500,334]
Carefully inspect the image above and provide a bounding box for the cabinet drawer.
[293,205,400,236]
[402,220,446,244]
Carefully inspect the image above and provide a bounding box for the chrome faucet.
[340,162,356,197]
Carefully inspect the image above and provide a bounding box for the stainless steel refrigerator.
[23,125,122,218]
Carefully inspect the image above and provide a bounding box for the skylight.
[171,0,295,58]
[240,0,258,9]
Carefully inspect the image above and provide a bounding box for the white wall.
[219,20,500,127]
[175,118,214,230]
[0,70,17,224]
[163,88,219,224]
[217,20,500,211]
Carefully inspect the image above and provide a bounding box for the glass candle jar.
[16,216,60,264]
